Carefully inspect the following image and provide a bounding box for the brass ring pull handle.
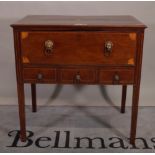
[44,40,54,54]
[113,73,120,84]
[37,73,43,80]
[104,41,113,56]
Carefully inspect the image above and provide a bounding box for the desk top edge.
[11,15,147,29]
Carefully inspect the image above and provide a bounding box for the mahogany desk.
[11,15,146,144]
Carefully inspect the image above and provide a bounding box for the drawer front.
[99,69,134,84]
[23,68,56,83]
[59,68,96,84]
[21,31,136,66]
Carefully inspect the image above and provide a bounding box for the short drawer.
[59,68,96,84]
[99,69,134,84]
[23,68,56,83]
[21,31,136,66]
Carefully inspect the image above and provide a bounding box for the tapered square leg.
[130,85,140,145]
[17,82,26,142]
[31,84,37,112]
[121,85,127,113]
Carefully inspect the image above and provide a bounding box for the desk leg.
[17,82,26,142]
[121,85,127,113]
[31,84,37,112]
[130,85,140,145]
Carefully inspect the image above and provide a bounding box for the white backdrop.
[0,1,154,106]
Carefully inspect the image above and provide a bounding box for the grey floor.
[0,105,155,152]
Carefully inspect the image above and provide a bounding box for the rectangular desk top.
[11,15,146,30]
